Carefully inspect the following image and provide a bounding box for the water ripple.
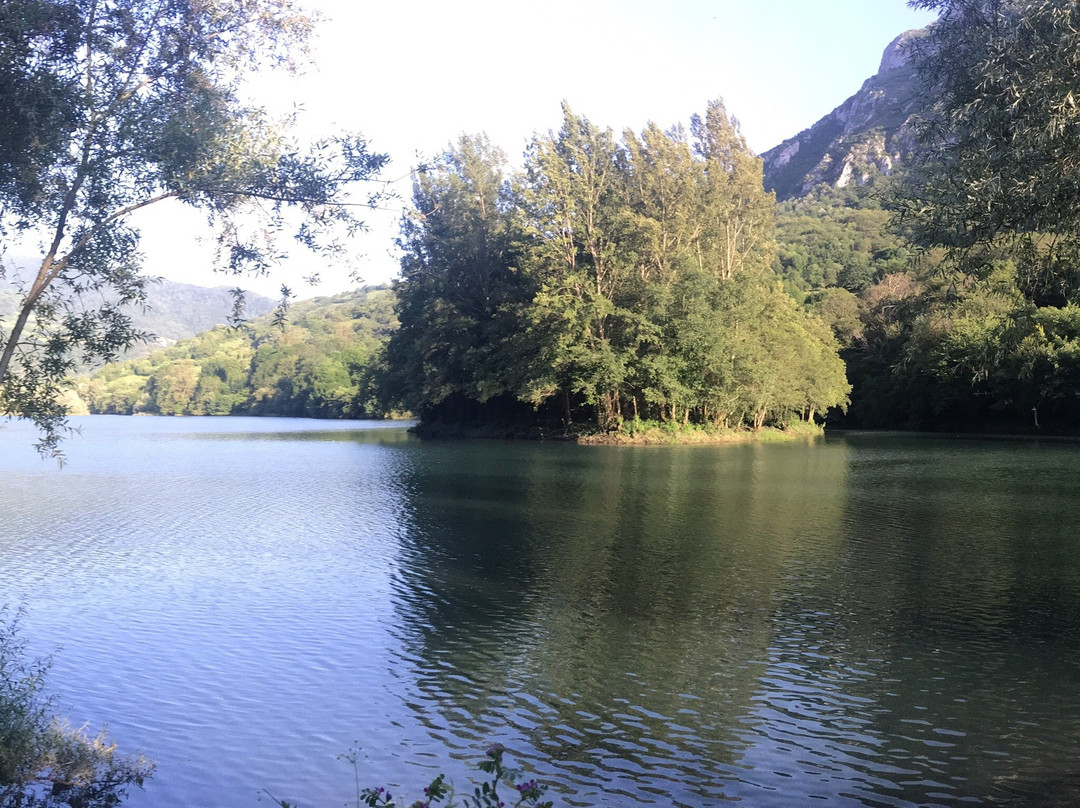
[3,424,1080,806]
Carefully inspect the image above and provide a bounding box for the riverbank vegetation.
[0,609,152,808]
[59,0,1080,441]
[776,0,1080,434]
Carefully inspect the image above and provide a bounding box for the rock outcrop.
[762,30,927,201]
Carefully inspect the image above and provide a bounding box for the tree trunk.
[753,407,767,431]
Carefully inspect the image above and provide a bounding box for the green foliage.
[0,0,388,457]
[266,745,552,808]
[0,607,153,807]
[774,184,911,294]
[381,102,850,435]
[79,288,396,419]
[897,0,1080,307]
[0,0,78,210]
[827,0,1080,432]
[380,135,528,416]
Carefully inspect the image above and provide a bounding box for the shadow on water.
[722,434,1080,807]
[386,440,856,806]
[182,420,419,444]
[380,435,1080,807]
[825,436,1080,807]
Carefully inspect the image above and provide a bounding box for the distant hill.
[761,30,927,201]
[0,258,277,358]
[120,279,278,355]
[78,286,396,418]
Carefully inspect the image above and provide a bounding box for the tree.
[382,134,529,420]
[878,0,1080,431]
[382,101,850,434]
[896,0,1080,305]
[0,0,79,209]
[0,0,388,457]
[77,287,396,419]
[520,104,641,430]
[690,99,775,283]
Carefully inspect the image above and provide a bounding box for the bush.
[269,744,553,808]
[0,608,153,808]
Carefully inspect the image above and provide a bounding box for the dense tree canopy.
[0,0,387,456]
[898,0,1080,306]
[381,102,850,435]
[380,135,527,417]
[775,184,911,295]
[845,0,1080,431]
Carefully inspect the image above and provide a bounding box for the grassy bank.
[412,418,826,445]
[575,419,825,445]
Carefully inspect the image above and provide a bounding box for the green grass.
[576,418,824,445]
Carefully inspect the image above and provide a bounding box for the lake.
[1,417,1079,807]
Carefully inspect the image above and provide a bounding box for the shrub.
[0,607,153,808]
[269,744,553,808]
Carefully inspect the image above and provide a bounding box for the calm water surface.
[1,417,1079,807]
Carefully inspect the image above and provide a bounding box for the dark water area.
[1,418,1079,807]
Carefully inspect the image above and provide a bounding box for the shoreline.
[411,420,826,445]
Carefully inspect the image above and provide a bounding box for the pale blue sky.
[142,0,938,296]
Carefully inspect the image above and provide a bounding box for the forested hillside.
[380,102,850,437]
[769,0,1080,435]
[773,179,1080,434]
[76,288,394,418]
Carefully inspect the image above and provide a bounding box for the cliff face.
[762,30,926,201]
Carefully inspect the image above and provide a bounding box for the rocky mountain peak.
[761,29,927,201]
[878,29,920,74]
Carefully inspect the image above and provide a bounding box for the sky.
[138,0,939,300]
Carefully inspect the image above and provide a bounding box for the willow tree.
[897,0,1080,306]
[0,0,387,457]
[891,0,1080,428]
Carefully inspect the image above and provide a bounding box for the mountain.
[119,279,277,355]
[0,260,277,358]
[761,30,927,201]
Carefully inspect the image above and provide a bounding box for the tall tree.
[692,99,775,282]
[520,104,639,430]
[382,101,850,435]
[0,0,387,457]
[897,0,1080,305]
[621,121,704,421]
[382,135,526,418]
